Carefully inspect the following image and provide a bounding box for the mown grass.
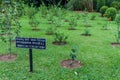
[0,10,120,80]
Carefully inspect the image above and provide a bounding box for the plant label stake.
[16,37,46,72]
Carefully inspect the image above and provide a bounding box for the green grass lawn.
[0,11,120,80]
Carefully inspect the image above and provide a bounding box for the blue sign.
[16,37,46,49]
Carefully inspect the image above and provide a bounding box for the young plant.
[85,28,90,35]
[70,47,77,60]
[0,1,21,55]
[45,27,55,35]
[69,18,77,30]
[26,6,39,30]
[26,6,36,19]
[76,14,81,20]
[54,19,62,27]
[69,47,77,66]
[47,14,54,24]
[29,18,40,30]
[81,27,91,36]
[39,4,48,18]
[53,31,68,44]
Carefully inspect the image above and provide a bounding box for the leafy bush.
[45,27,55,35]
[100,6,108,17]
[54,31,68,43]
[29,18,39,30]
[47,14,54,24]
[111,1,120,10]
[39,5,48,18]
[69,18,77,29]
[105,7,117,20]
[84,28,90,35]
[54,20,62,27]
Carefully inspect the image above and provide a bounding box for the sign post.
[29,48,33,72]
[16,37,46,72]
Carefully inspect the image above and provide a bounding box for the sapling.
[70,47,77,60]
[45,27,55,35]
[47,13,54,24]
[84,28,90,35]
[53,31,68,43]
[69,47,77,66]
[29,18,40,30]
[0,0,21,56]
[76,14,81,20]
[26,6,39,30]
[39,4,48,18]
[69,18,77,29]
[54,19,62,27]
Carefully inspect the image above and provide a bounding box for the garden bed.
[0,54,17,61]
[61,59,83,69]
[52,41,67,45]
[111,43,120,46]
[81,34,91,36]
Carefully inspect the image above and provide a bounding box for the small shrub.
[84,28,90,35]
[47,14,54,24]
[105,7,117,20]
[76,14,81,20]
[69,18,77,29]
[45,27,55,35]
[54,31,68,43]
[100,6,108,17]
[54,19,62,27]
[39,5,48,18]
[29,18,39,30]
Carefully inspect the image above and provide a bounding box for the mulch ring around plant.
[0,54,17,61]
[61,59,83,69]
[45,32,54,35]
[101,28,110,30]
[81,34,91,36]
[111,43,120,46]
[52,41,67,45]
[68,28,77,30]
[31,28,40,31]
